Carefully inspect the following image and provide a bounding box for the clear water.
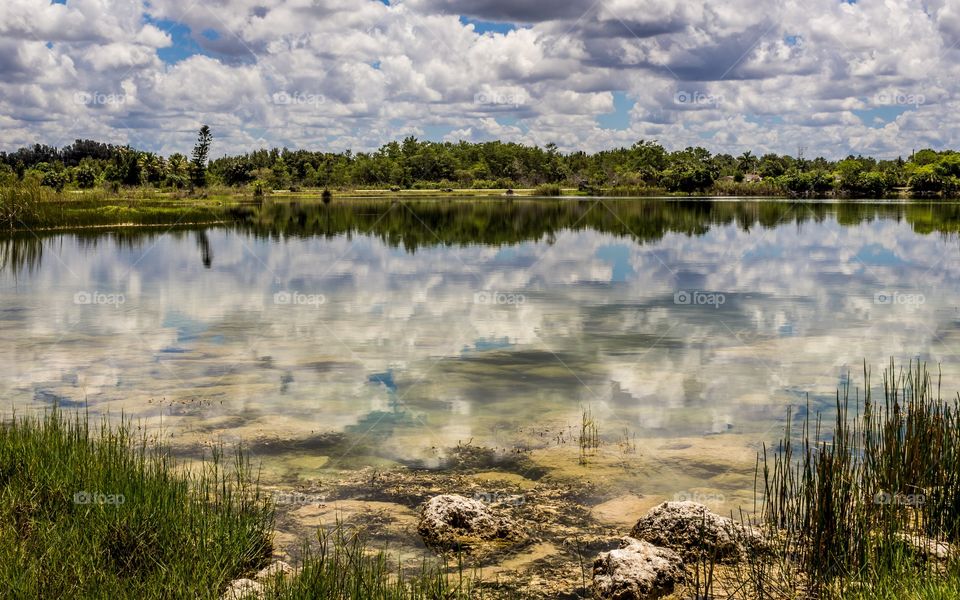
[2,198,959,508]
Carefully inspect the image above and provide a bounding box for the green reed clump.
[0,408,274,598]
[594,185,665,197]
[0,182,48,230]
[758,360,960,594]
[533,183,562,196]
[579,406,600,465]
[710,179,787,197]
[268,525,471,599]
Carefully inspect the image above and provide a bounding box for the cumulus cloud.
[0,0,957,157]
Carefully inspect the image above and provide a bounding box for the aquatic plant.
[748,360,960,596]
[578,406,600,465]
[268,524,472,599]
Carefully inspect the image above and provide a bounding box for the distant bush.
[74,165,97,189]
[709,179,778,197]
[533,183,562,196]
[40,170,67,192]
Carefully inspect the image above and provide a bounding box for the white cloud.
[0,0,956,157]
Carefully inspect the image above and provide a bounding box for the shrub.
[533,183,562,196]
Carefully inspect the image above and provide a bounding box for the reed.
[533,183,562,196]
[0,181,48,230]
[578,406,600,465]
[710,179,786,197]
[754,360,960,596]
[268,525,471,599]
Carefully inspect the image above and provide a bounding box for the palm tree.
[737,151,759,174]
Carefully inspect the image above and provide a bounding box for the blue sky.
[0,0,956,157]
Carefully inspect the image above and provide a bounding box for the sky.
[0,0,958,158]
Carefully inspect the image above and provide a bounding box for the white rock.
[417,494,525,550]
[593,537,684,599]
[255,560,295,580]
[630,501,765,561]
[220,578,264,600]
[895,533,952,561]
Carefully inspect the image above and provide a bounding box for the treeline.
[4,133,960,198]
[8,200,960,274]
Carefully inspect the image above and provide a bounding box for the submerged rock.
[417,494,526,550]
[255,560,295,580]
[220,578,263,600]
[629,501,764,562]
[895,533,952,561]
[592,537,684,599]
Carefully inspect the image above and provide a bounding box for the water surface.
[3,198,959,509]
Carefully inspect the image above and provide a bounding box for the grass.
[0,408,274,598]
[832,560,960,600]
[578,406,600,465]
[0,408,470,599]
[532,183,562,196]
[741,360,960,598]
[710,179,787,197]
[6,362,960,599]
[267,526,472,599]
[0,181,47,230]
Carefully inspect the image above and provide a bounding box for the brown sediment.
[262,431,763,599]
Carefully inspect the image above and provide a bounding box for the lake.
[2,197,959,513]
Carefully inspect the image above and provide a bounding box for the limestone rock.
[592,537,684,599]
[629,501,764,562]
[895,533,952,561]
[255,560,295,580]
[220,578,264,600]
[417,494,525,550]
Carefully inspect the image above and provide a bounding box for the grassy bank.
[6,181,960,235]
[0,409,467,599]
[0,408,273,597]
[0,182,241,232]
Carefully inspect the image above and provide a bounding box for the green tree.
[190,125,212,188]
[166,153,189,188]
[74,165,96,189]
[221,158,254,186]
[737,151,759,174]
[909,164,944,195]
[40,170,67,192]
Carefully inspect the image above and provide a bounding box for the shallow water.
[2,198,960,511]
